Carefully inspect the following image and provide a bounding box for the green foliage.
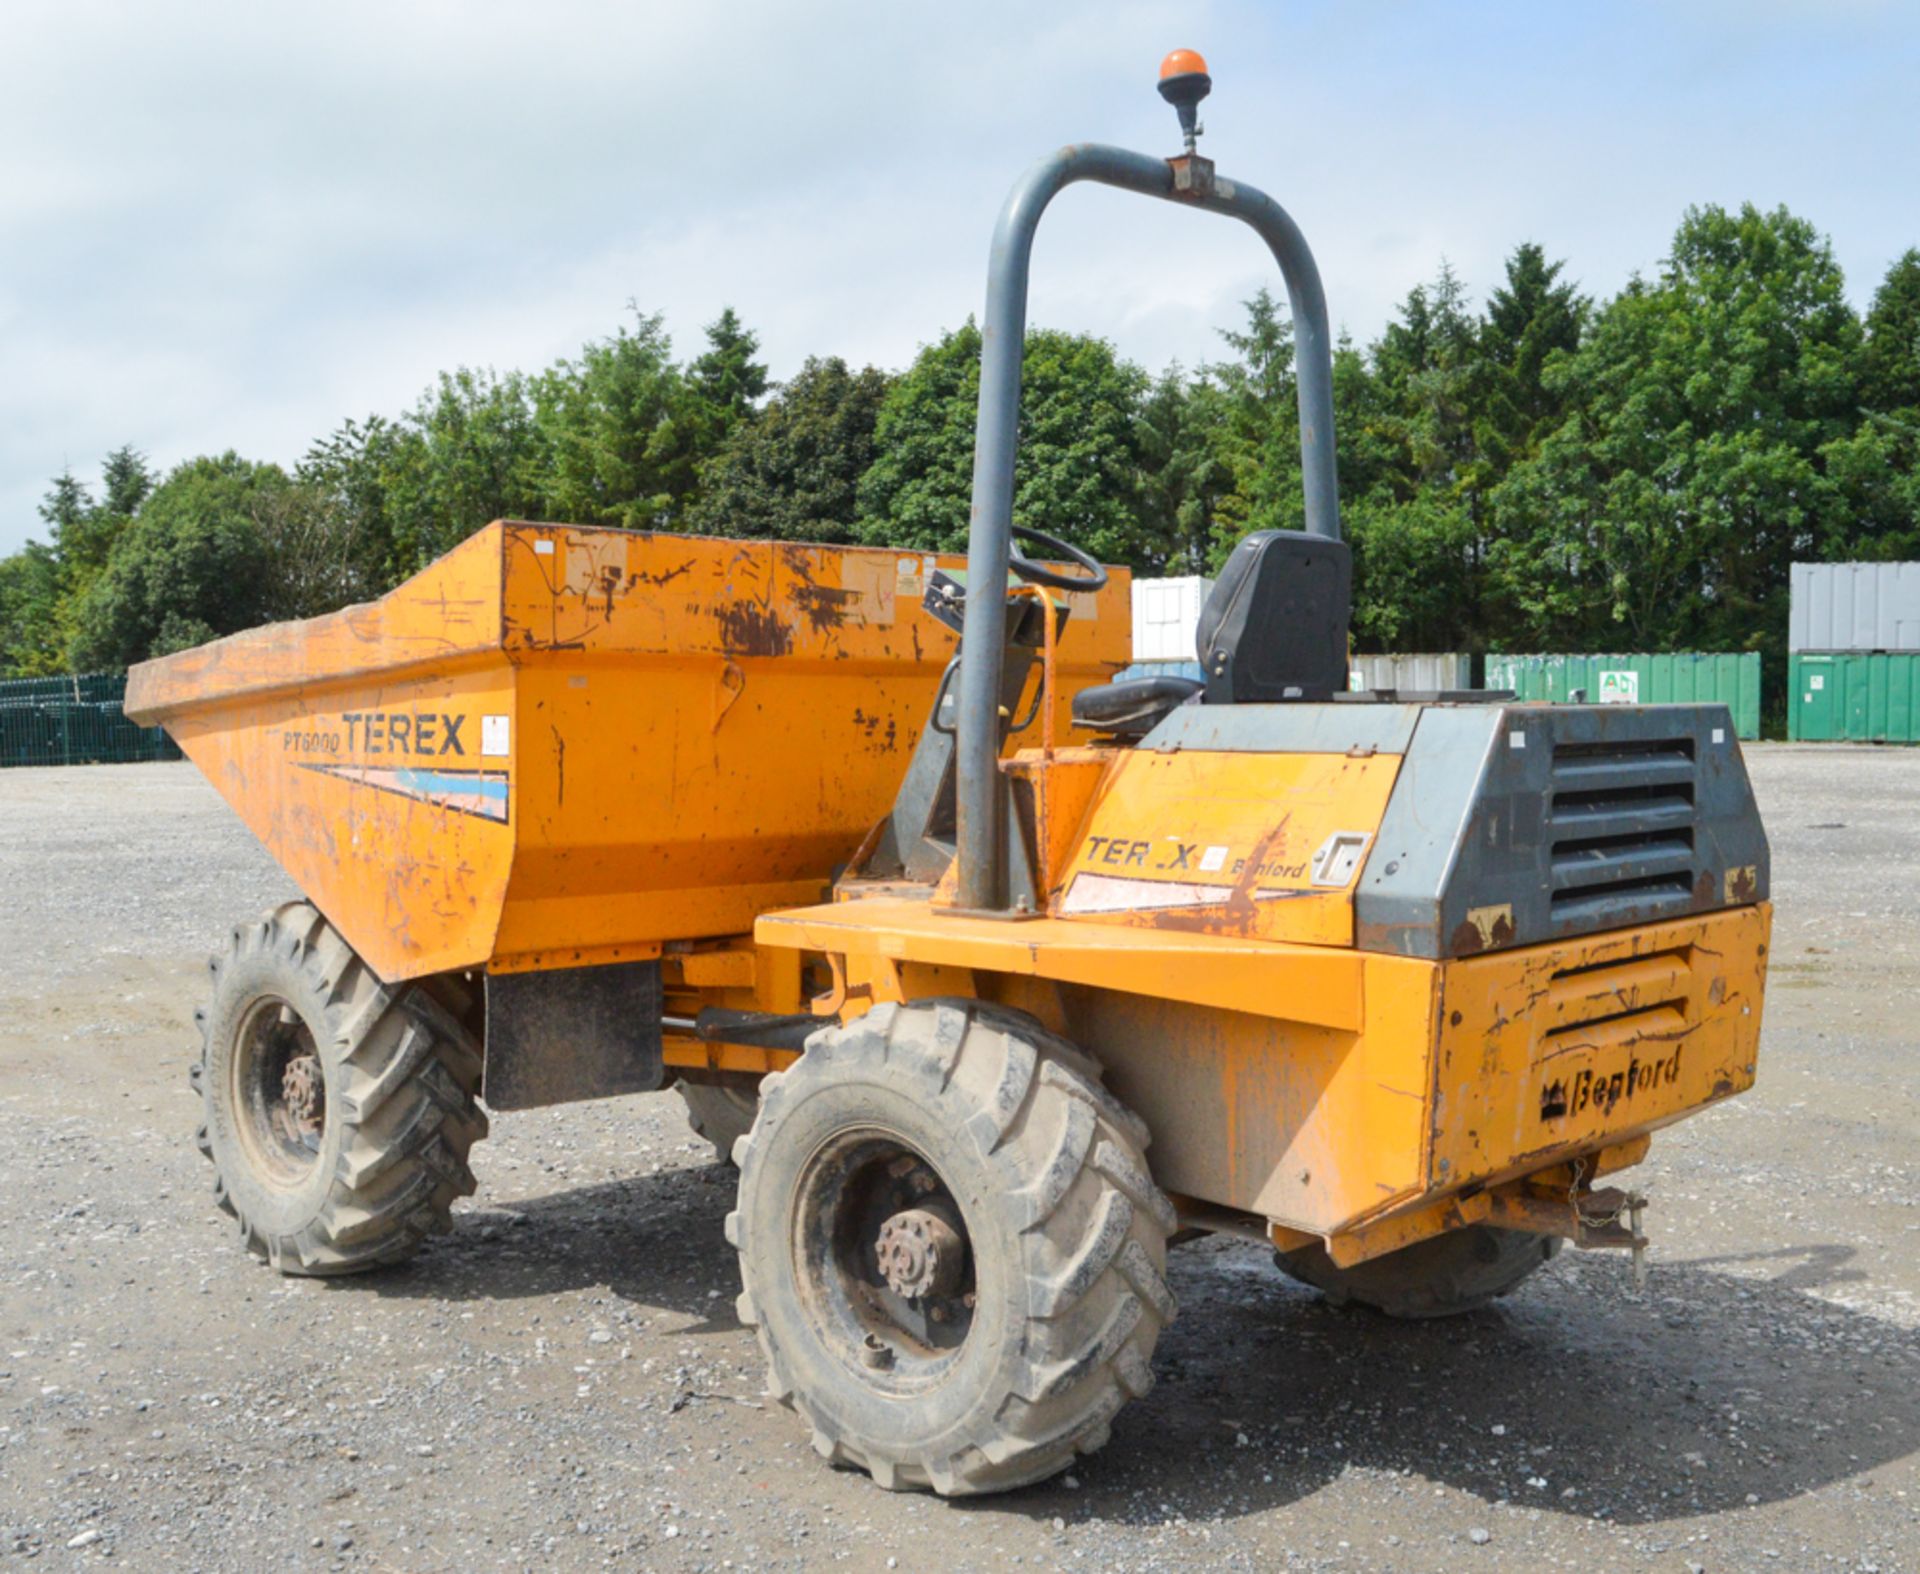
[1195,288,1304,553]
[533,311,689,530]
[249,471,380,621]
[1822,410,1920,562]
[851,323,984,552]
[67,454,286,671]
[855,322,1152,566]
[9,218,1920,680]
[1135,364,1230,575]
[688,307,771,429]
[531,306,770,535]
[297,415,419,589]
[1,463,150,673]
[690,357,892,542]
[100,445,154,518]
[0,544,67,676]
[1477,244,1588,465]
[408,368,548,555]
[1860,248,1920,415]
[1492,205,1861,655]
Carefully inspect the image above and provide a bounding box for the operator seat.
[1070,529,1353,739]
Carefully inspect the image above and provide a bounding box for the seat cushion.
[1070,675,1203,737]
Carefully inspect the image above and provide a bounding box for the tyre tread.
[194,902,487,1278]
[734,998,1174,1496]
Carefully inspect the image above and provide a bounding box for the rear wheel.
[192,901,487,1275]
[1274,1225,1560,1319]
[677,1082,758,1164]
[729,999,1175,1495]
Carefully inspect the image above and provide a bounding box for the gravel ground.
[1,746,1916,1571]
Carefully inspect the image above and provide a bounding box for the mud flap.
[482,960,663,1111]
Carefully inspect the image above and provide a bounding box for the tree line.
[4,201,1918,681]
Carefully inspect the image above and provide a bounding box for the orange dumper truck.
[128,54,1770,1495]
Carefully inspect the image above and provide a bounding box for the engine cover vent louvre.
[1548,736,1700,927]
[1352,703,1769,959]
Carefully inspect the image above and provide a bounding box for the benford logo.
[1538,1044,1683,1123]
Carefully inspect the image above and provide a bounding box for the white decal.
[1060,873,1314,916]
[481,715,511,757]
[1198,844,1230,872]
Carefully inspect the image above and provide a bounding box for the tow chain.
[1567,1158,1650,1290]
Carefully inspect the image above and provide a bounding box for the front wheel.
[677,1081,758,1164]
[729,1000,1175,1495]
[192,901,487,1275]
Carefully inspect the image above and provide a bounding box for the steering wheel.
[1008,523,1109,593]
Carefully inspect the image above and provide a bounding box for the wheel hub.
[281,1053,325,1137]
[875,1207,964,1300]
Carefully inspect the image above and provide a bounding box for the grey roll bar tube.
[952,142,1342,912]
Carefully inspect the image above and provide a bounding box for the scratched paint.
[1051,748,1403,945]
[127,521,1134,981]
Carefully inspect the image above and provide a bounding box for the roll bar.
[952,138,1342,912]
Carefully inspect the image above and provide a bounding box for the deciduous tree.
[856,323,1153,567]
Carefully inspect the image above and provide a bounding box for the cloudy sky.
[3,0,1914,553]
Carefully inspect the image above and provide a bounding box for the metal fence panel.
[0,672,181,768]
[1485,653,1761,740]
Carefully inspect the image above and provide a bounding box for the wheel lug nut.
[860,1334,893,1370]
[875,1207,966,1299]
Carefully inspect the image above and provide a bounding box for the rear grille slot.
[1549,736,1699,927]
[1543,945,1693,1054]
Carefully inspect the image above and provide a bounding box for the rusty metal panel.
[1048,747,1402,946]
[126,522,1133,982]
[483,959,663,1110]
[755,896,1367,1032]
[1054,958,1438,1234]
[1430,904,1769,1194]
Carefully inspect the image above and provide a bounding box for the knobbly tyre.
[128,51,1770,1496]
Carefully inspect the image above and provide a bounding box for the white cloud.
[3,0,1915,549]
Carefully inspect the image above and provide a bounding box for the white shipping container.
[1347,653,1473,692]
[1790,561,1920,653]
[1131,575,1214,661]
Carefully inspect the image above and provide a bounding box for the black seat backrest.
[1196,530,1351,702]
